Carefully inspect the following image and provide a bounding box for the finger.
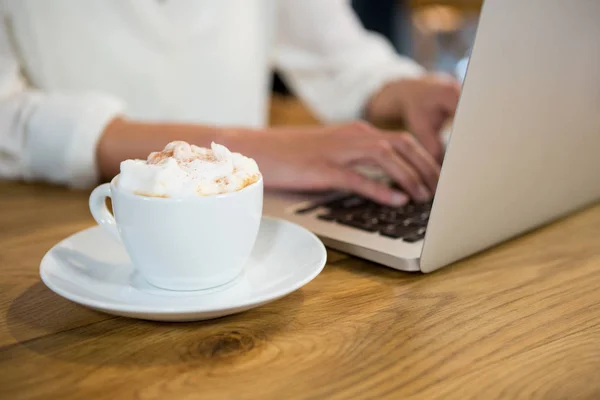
[438,81,461,115]
[384,132,440,193]
[330,167,409,206]
[408,112,444,162]
[432,108,450,131]
[367,139,432,202]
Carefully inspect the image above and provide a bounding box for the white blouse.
[0,0,424,188]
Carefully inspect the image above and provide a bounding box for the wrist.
[96,116,129,180]
[220,127,275,161]
[364,80,407,127]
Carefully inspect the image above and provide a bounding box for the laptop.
[264,0,600,273]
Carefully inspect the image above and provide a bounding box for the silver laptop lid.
[420,0,600,272]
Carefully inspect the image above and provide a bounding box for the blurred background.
[273,0,483,95]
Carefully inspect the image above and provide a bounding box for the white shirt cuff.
[24,93,125,188]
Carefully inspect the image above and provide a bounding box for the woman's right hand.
[231,121,441,206]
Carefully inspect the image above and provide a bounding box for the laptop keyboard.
[296,194,433,242]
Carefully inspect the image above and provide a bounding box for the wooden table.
[2,97,600,400]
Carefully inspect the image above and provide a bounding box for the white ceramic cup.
[89,176,263,291]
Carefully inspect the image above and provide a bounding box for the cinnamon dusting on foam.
[241,175,260,190]
[215,177,230,185]
[118,141,261,198]
[147,147,218,165]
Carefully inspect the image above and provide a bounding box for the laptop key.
[378,210,403,223]
[401,205,413,214]
[403,227,427,243]
[380,224,413,239]
[337,212,357,223]
[338,218,379,232]
[318,194,355,210]
[356,210,378,221]
[317,213,337,221]
[416,202,433,212]
[401,218,425,227]
[340,196,369,209]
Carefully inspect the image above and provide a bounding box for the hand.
[366,74,461,161]
[97,118,440,206]
[232,122,441,206]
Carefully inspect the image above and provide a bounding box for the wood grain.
[1,97,600,400]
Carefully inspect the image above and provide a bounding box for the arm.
[0,8,124,188]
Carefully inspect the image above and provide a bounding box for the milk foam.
[118,141,261,197]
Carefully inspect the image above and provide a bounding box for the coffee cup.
[88,175,263,291]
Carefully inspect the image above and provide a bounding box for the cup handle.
[89,183,120,240]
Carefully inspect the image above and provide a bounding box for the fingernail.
[418,186,432,201]
[391,192,409,206]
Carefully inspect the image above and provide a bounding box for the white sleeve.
[274,0,425,123]
[0,10,125,188]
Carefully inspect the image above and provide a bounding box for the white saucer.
[40,217,327,321]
